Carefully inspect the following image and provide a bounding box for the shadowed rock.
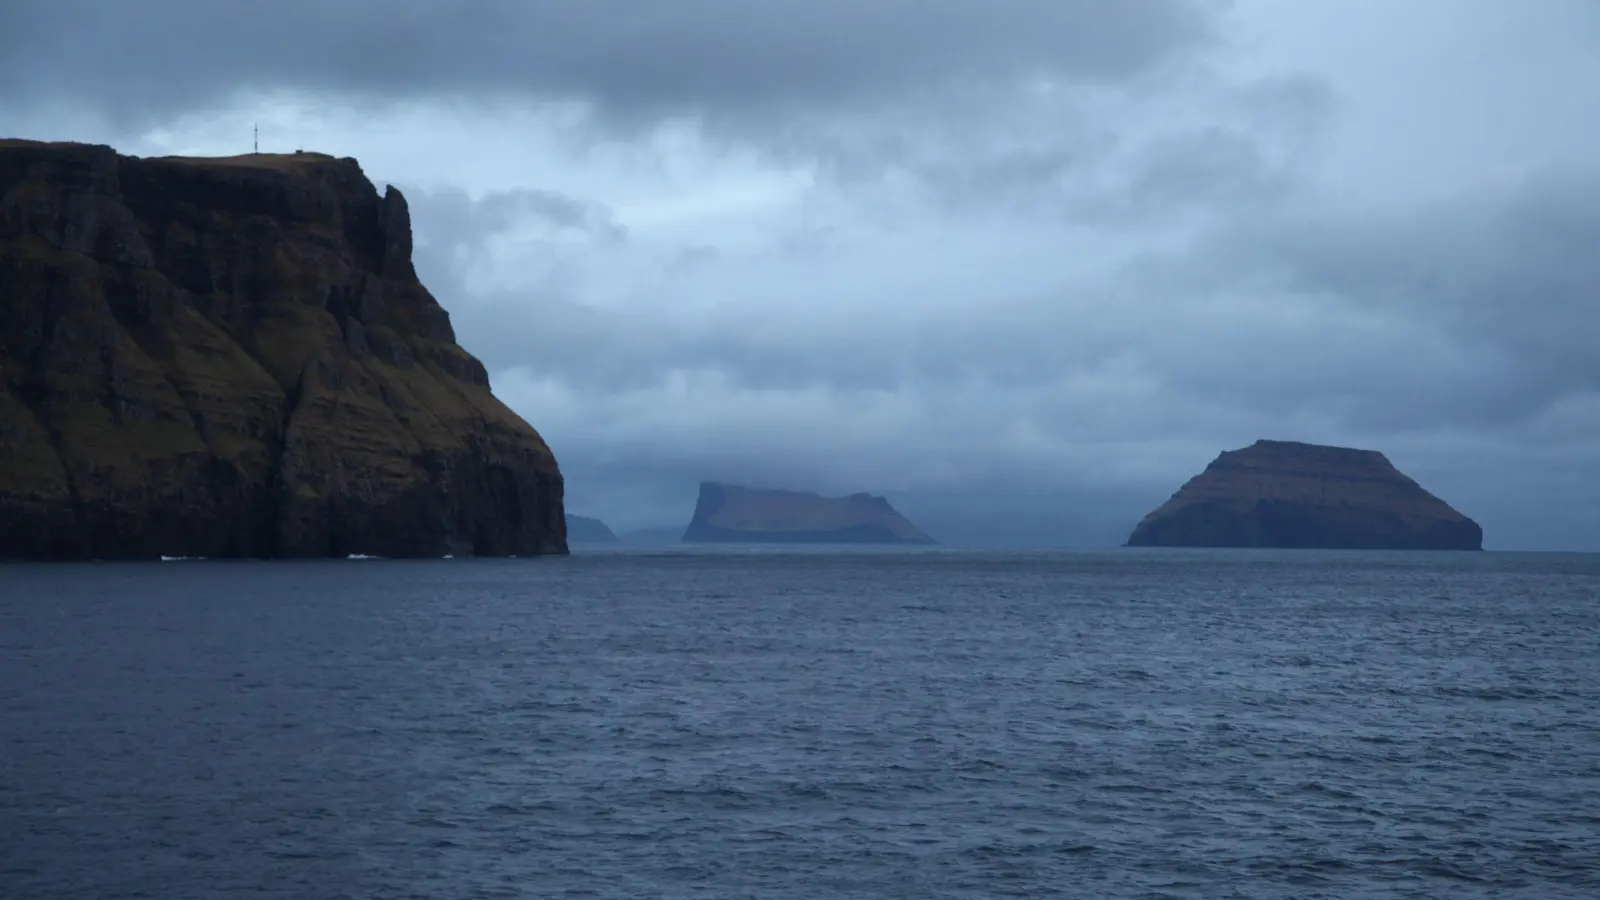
[683,482,936,544]
[0,139,565,559]
[566,514,617,543]
[1127,439,1482,550]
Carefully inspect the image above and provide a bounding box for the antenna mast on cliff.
[253,123,258,154]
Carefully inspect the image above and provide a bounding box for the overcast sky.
[4,0,1598,548]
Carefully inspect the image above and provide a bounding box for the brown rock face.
[0,139,566,559]
[1127,439,1482,550]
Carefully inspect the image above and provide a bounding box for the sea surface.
[3,548,1598,899]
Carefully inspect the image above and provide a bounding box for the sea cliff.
[0,140,566,559]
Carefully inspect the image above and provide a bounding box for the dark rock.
[0,139,566,560]
[566,514,617,543]
[683,482,936,544]
[1127,439,1482,550]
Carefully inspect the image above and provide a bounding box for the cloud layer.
[2,0,1214,127]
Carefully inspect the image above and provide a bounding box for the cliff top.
[154,151,347,171]
[2,138,342,168]
[0,141,380,201]
[1221,439,1389,467]
[0,138,96,150]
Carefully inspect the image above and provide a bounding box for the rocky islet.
[683,482,937,544]
[1127,439,1483,550]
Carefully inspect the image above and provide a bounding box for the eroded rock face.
[0,139,566,559]
[683,482,937,544]
[1126,439,1482,550]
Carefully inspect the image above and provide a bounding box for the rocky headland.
[683,482,936,544]
[0,139,566,560]
[565,514,617,543]
[1127,439,1482,550]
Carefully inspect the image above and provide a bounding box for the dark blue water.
[3,549,1598,899]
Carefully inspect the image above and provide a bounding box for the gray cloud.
[409,186,626,260]
[1207,168,1600,401]
[1,0,1216,128]
[419,167,1597,431]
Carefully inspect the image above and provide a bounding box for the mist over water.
[4,549,1598,899]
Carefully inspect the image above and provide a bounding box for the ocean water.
[2,548,1598,899]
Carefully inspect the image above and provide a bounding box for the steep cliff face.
[683,482,936,544]
[1127,439,1481,550]
[0,139,566,559]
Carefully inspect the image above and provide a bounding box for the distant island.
[565,515,617,543]
[1127,439,1483,550]
[683,482,936,544]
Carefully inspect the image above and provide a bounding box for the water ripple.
[2,549,1598,899]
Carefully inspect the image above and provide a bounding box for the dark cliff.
[1126,439,1482,550]
[565,514,617,543]
[0,139,566,560]
[683,482,936,544]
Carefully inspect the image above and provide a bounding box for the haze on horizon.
[3,0,1597,550]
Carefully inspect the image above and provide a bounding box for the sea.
[2,548,1597,899]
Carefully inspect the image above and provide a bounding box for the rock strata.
[0,139,566,559]
[683,482,936,544]
[1126,439,1481,550]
